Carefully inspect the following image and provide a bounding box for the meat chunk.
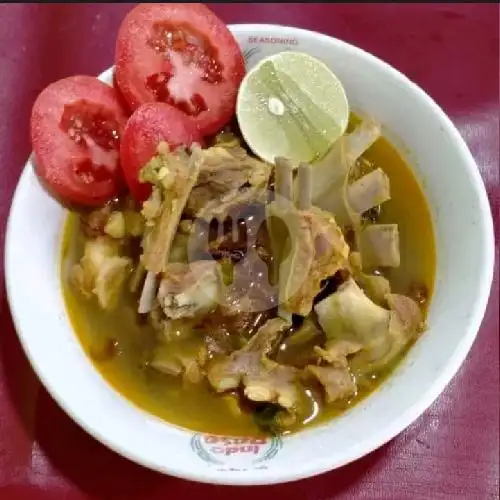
[285,207,350,316]
[207,317,287,387]
[140,145,203,274]
[81,203,144,240]
[197,185,268,222]
[271,204,350,317]
[80,205,112,237]
[197,308,275,357]
[243,317,290,353]
[350,292,423,374]
[304,336,362,405]
[314,278,423,374]
[387,293,423,333]
[93,256,131,310]
[305,337,361,404]
[245,358,299,410]
[141,186,163,223]
[347,168,391,214]
[69,236,131,310]
[306,365,357,403]
[208,351,261,392]
[207,318,301,410]
[150,337,207,384]
[185,145,271,217]
[314,277,391,343]
[269,202,315,316]
[314,339,363,368]
[157,261,221,319]
[358,224,401,268]
[138,145,204,313]
[103,211,126,239]
[268,160,350,317]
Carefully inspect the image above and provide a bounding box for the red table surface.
[0,3,498,499]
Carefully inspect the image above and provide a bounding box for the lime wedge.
[236,51,349,165]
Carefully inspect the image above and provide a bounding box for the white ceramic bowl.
[5,24,495,485]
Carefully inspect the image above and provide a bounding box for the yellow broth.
[61,122,436,437]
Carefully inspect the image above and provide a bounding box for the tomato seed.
[145,22,224,114]
[60,99,121,151]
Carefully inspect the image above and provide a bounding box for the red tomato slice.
[112,69,134,115]
[31,76,128,207]
[115,3,245,137]
[120,102,203,202]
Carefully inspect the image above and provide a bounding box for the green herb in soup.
[61,114,435,437]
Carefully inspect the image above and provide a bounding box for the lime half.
[236,51,349,165]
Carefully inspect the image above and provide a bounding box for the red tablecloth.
[0,3,498,499]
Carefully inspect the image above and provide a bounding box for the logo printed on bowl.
[191,434,283,470]
[242,35,301,66]
[247,35,299,45]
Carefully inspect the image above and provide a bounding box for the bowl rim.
[4,23,495,486]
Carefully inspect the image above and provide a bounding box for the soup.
[61,115,435,437]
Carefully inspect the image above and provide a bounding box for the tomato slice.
[115,3,245,137]
[112,68,134,115]
[120,102,203,202]
[31,76,128,207]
